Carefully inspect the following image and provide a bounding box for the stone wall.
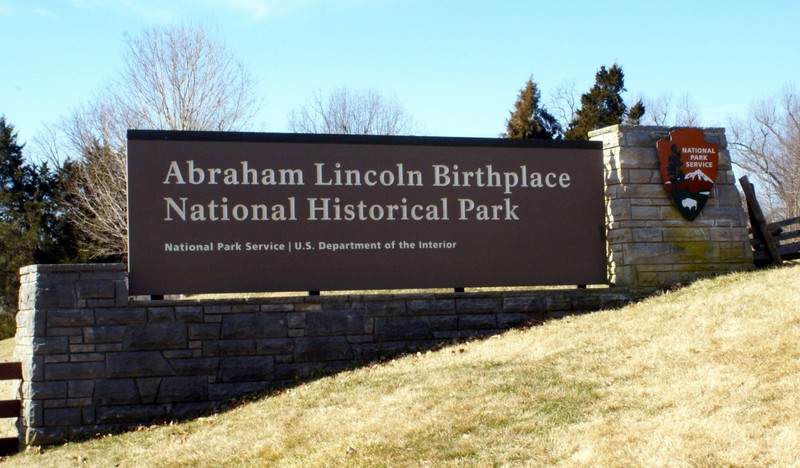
[13,125,756,447]
[14,263,631,446]
[592,125,753,293]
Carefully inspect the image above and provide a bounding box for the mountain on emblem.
[685,169,713,183]
[656,129,719,221]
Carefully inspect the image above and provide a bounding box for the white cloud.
[209,0,271,20]
[33,7,58,18]
[66,0,274,22]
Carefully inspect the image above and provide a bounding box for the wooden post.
[739,176,782,266]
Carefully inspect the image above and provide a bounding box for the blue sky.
[3,0,800,149]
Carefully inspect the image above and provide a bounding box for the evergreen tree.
[565,64,640,140]
[503,77,561,139]
[0,117,82,337]
[0,117,35,335]
[626,100,646,125]
[666,144,685,183]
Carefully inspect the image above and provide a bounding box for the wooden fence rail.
[740,176,800,266]
[0,361,21,456]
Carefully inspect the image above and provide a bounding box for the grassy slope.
[4,264,800,467]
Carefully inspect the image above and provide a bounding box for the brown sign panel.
[657,128,719,221]
[127,131,606,295]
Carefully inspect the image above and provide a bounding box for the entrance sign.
[657,128,719,221]
[127,131,606,295]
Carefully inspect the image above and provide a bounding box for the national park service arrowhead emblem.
[656,128,719,221]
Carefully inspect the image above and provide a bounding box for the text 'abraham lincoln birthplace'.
[127,132,607,295]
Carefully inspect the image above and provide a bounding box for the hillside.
[3,263,800,467]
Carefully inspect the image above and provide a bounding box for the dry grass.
[3,263,800,467]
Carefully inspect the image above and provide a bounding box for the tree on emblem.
[666,144,684,184]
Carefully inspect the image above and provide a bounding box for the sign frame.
[127,130,606,295]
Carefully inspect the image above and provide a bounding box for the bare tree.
[642,92,701,127]
[288,87,418,135]
[730,85,800,220]
[675,93,701,127]
[59,23,261,259]
[642,92,672,126]
[547,78,579,128]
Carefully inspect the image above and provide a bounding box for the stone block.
[95,379,140,405]
[188,323,220,340]
[208,382,269,401]
[571,294,603,311]
[70,352,104,363]
[31,336,68,355]
[294,336,353,362]
[623,128,669,147]
[545,294,572,311]
[47,310,94,327]
[115,281,129,306]
[169,358,220,375]
[45,361,105,380]
[623,243,678,265]
[305,310,367,336]
[173,401,221,420]
[27,381,67,399]
[203,340,256,357]
[157,376,207,402]
[627,169,660,184]
[456,298,501,314]
[632,227,663,242]
[351,342,407,361]
[68,380,94,399]
[426,315,458,331]
[374,316,432,341]
[600,292,633,309]
[256,338,294,355]
[459,314,497,330]
[18,282,37,313]
[96,404,170,425]
[123,324,187,350]
[502,296,546,313]
[77,280,115,299]
[631,205,661,220]
[261,303,294,312]
[136,378,161,404]
[44,407,81,427]
[36,282,76,308]
[606,199,631,220]
[95,307,146,325]
[205,305,233,315]
[106,351,175,378]
[217,357,274,383]
[175,306,204,322]
[294,303,321,312]
[147,307,175,322]
[407,299,455,315]
[662,227,710,242]
[673,241,719,264]
[614,147,659,169]
[364,300,406,316]
[83,326,126,344]
[287,312,305,329]
[221,313,286,339]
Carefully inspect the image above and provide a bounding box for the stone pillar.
[591,125,753,294]
[14,264,128,446]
